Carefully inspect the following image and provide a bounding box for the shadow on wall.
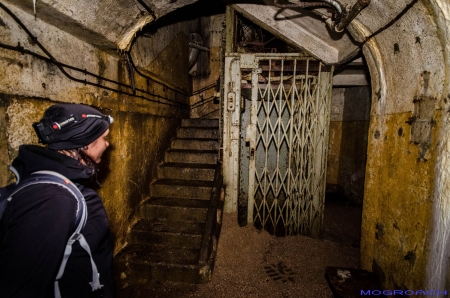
[338,86,371,207]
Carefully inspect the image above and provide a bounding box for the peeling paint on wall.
[360,0,445,291]
[405,71,438,162]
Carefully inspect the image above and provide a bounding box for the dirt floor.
[132,194,363,298]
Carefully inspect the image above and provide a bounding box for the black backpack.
[0,166,103,297]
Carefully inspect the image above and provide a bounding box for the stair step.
[182,118,219,128]
[151,179,213,200]
[118,244,200,265]
[170,138,218,151]
[116,117,221,287]
[116,244,200,283]
[158,163,216,181]
[140,197,209,222]
[176,127,218,139]
[164,149,217,164]
[129,219,204,248]
[132,218,206,235]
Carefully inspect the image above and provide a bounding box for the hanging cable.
[360,0,417,45]
[126,51,191,96]
[0,41,189,108]
[125,52,136,95]
[200,108,220,118]
[136,0,157,20]
[334,0,370,32]
[192,83,217,95]
[190,96,215,109]
[274,0,335,10]
[273,0,371,33]
[0,2,189,109]
[189,82,219,110]
[122,3,194,97]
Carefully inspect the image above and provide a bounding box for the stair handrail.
[197,162,224,283]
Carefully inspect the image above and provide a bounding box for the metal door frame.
[223,53,333,237]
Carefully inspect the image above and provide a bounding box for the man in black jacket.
[0,104,114,297]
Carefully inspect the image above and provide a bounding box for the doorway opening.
[323,57,371,247]
[226,12,370,242]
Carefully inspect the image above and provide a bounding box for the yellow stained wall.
[0,96,185,255]
[0,3,192,254]
[362,111,440,289]
[360,0,446,289]
[96,109,182,253]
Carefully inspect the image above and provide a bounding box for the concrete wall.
[425,0,450,292]
[130,14,192,94]
[2,0,450,292]
[0,3,191,253]
[190,13,225,119]
[360,0,448,291]
[327,89,345,186]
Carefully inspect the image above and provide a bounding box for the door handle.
[240,95,245,113]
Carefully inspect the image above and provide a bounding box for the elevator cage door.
[236,54,333,237]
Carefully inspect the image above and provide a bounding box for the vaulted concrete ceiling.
[5,0,417,65]
[5,0,199,55]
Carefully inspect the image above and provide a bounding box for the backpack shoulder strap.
[0,167,102,296]
[22,170,85,226]
[0,169,85,226]
[33,171,104,296]
[27,171,103,296]
[0,183,16,220]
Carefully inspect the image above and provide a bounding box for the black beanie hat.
[33,104,113,150]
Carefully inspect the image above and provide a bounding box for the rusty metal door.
[241,54,333,237]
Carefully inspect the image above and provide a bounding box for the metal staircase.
[115,118,223,294]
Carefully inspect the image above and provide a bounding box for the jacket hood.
[11,145,95,182]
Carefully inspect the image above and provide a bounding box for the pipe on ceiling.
[274,0,370,33]
[274,0,334,9]
[334,0,371,32]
